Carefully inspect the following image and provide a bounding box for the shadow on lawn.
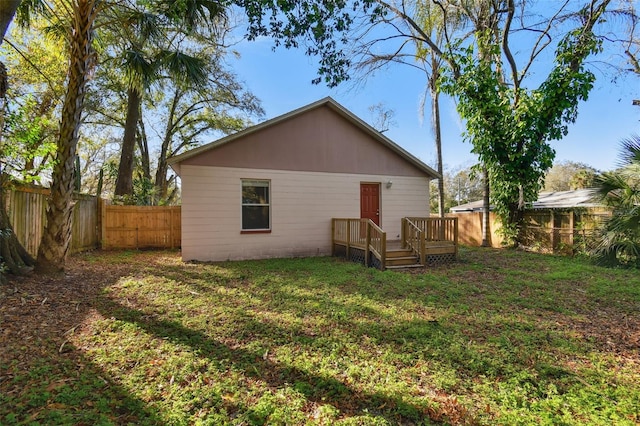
[1,275,162,425]
[97,296,443,424]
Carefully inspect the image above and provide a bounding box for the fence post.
[569,210,574,249]
[549,210,556,253]
[101,199,107,249]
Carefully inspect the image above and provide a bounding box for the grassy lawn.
[1,247,639,425]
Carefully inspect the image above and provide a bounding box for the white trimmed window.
[241,179,270,231]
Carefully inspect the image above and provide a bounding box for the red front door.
[360,183,380,226]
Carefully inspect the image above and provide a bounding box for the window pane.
[242,180,269,205]
[242,185,269,204]
[242,206,270,229]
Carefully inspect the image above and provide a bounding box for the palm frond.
[618,134,640,167]
[123,49,157,90]
[156,0,226,29]
[591,136,640,267]
[16,0,50,28]
[157,50,207,88]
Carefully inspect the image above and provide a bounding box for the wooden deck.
[331,217,458,270]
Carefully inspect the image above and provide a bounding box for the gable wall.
[181,105,427,177]
[181,165,430,262]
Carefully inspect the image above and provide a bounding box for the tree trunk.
[114,87,141,197]
[155,87,180,204]
[0,178,36,284]
[429,64,445,218]
[36,0,96,274]
[137,115,151,182]
[481,165,491,247]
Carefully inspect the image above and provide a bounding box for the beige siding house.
[169,97,439,262]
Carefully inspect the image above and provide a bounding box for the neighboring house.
[449,189,609,251]
[169,97,440,262]
[449,189,601,213]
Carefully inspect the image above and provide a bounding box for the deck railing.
[401,219,425,265]
[402,217,459,259]
[332,218,386,269]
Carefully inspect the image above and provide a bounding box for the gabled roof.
[169,97,439,179]
[450,189,601,212]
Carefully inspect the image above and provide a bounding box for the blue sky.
[229,35,639,174]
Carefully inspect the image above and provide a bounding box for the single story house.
[448,189,609,250]
[169,97,440,262]
[449,189,601,213]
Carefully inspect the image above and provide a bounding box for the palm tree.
[111,1,218,198]
[37,0,98,273]
[592,136,640,267]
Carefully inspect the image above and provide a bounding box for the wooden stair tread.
[386,264,424,270]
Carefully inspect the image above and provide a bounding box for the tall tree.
[87,6,262,204]
[438,0,613,243]
[150,73,263,204]
[348,0,461,217]
[36,0,98,273]
[109,0,222,199]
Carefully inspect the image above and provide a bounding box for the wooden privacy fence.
[518,208,610,254]
[101,204,181,250]
[447,208,610,253]
[5,186,100,256]
[4,186,182,254]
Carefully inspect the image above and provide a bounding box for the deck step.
[385,249,414,258]
[385,256,420,267]
[386,263,424,270]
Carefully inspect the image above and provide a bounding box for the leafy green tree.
[1,21,68,182]
[0,0,38,284]
[592,136,640,267]
[437,0,611,244]
[149,73,263,205]
[544,161,598,192]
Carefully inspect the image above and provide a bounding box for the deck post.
[400,218,406,249]
[380,231,387,270]
[453,217,459,259]
[420,230,426,266]
[346,220,351,260]
[331,219,336,256]
[364,221,371,266]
